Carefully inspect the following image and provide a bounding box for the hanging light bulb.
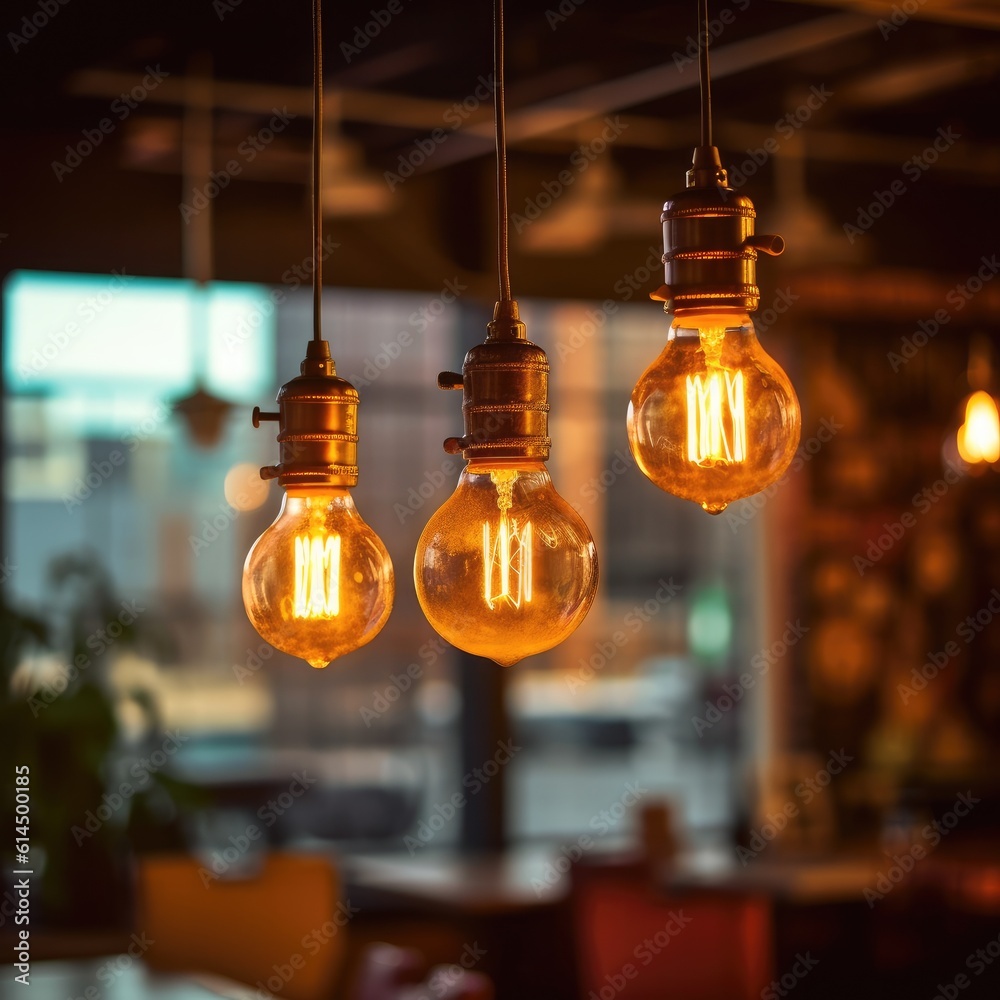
[955,336,1000,468]
[413,0,598,666]
[415,305,598,667]
[627,2,801,514]
[957,390,1000,465]
[628,298,800,514]
[241,0,394,667]
[243,342,394,668]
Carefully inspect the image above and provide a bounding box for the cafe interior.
[3,0,1000,997]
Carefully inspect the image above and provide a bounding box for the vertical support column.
[458,651,508,853]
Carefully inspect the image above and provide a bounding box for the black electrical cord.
[494,0,511,304]
[698,0,713,149]
[312,0,324,341]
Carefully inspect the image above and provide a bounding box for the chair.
[350,942,494,1000]
[135,851,347,1000]
[571,855,772,1000]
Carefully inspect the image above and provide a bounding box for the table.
[0,960,258,1000]
[345,844,570,915]
[658,848,885,904]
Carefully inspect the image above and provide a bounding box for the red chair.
[571,855,773,1000]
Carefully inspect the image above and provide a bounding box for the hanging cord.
[698,0,712,148]
[312,0,324,341]
[494,0,511,303]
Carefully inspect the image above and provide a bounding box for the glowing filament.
[483,470,533,610]
[957,390,1000,465]
[293,534,341,618]
[686,370,747,465]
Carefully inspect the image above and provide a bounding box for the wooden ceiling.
[3,0,998,304]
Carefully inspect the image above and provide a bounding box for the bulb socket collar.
[653,145,784,313]
[438,300,551,461]
[253,339,360,488]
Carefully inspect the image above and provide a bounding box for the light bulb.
[243,338,394,669]
[627,308,801,514]
[957,390,1000,465]
[243,488,394,668]
[415,459,598,667]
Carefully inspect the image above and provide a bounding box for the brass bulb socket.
[652,146,784,313]
[253,339,360,488]
[438,300,551,461]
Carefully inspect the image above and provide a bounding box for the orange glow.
[482,469,533,610]
[957,390,1000,465]
[243,490,393,668]
[414,461,597,666]
[628,310,800,514]
[685,370,747,465]
[293,533,341,618]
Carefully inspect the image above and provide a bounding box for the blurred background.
[2,1,1000,998]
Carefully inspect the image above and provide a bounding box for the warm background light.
[224,461,271,511]
[957,390,1000,465]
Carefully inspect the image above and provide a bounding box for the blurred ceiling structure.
[3,0,999,309]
